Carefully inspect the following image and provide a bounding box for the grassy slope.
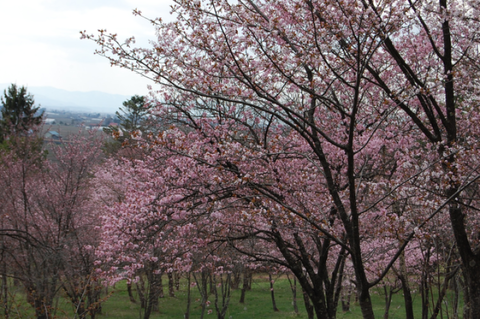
[6,275,462,319]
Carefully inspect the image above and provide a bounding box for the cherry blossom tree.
[0,131,105,319]
[83,0,480,317]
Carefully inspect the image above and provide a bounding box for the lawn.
[4,275,462,319]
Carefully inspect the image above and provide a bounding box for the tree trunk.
[167,272,175,297]
[430,276,451,319]
[136,276,146,309]
[158,273,164,298]
[447,200,480,319]
[452,274,460,319]
[151,273,162,312]
[1,259,9,319]
[28,277,56,319]
[185,272,191,319]
[143,271,161,319]
[398,273,414,319]
[214,274,231,319]
[127,282,136,303]
[231,267,241,290]
[239,270,248,304]
[421,248,431,319]
[31,290,54,319]
[246,271,252,291]
[462,265,480,319]
[357,288,375,319]
[286,274,299,314]
[193,271,209,319]
[302,287,314,319]
[341,290,351,312]
[268,274,279,312]
[383,285,393,319]
[86,281,102,319]
[210,272,215,295]
[174,272,180,291]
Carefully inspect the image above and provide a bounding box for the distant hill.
[0,84,130,114]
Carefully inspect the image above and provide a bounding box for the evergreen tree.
[0,84,43,141]
[104,95,152,143]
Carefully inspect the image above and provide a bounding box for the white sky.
[0,0,174,96]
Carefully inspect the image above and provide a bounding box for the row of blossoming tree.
[0,133,106,319]
[0,83,112,319]
[82,0,480,318]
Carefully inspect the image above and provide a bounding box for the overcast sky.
[0,0,174,96]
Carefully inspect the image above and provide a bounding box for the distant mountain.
[0,84,130,114]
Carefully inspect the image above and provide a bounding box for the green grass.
[3,275,463,319]
[101,277,307,319]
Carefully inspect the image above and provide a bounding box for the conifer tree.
[0,84,43,142]
[105,95,151,143]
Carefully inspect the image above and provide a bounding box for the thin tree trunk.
[167,272,175,297]
[286,274,298,314]
[158,273,164,298]
[88,282,102,319]
[341,292,351,312]
[209,272,215,295]
[1,259,9,319]
[231,268,241,290]
[268,274,279,312]
[430,265,458,319]
[239,270,249,304]
[174,272,180,291]
[193,271,209,319]
[185,272,191,319]
[214,274,231,319]
[127,282,136,303]
[383,285,393,319]
[421,248,431,319]
[452,273,460,319]
[136,276,146,309]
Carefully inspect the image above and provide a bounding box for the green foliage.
[0,85,46,159]
[102,139,123,156]
[104,95,152,141]
[0,84,43,143]
[102,95,155,157]
[0,134,47,167]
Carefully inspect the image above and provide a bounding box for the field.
[42,109,110,139]
[4,275,462,319]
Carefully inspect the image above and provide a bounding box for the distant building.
[45,131,61,139]
[45,118,56,124]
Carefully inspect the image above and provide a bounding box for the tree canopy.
[0,84,43,142]
[104,95,153,142]
[84,0,480,318]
